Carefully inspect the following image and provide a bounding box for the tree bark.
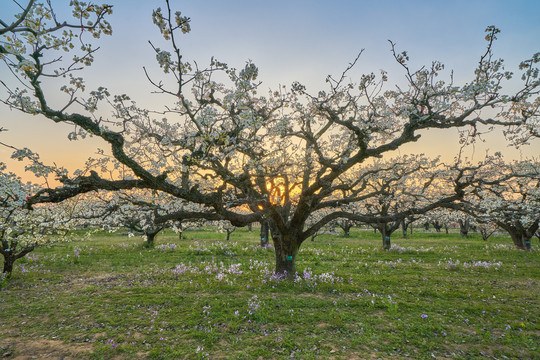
[383,235,391,250]
[510,232,523,250]
[260,220,269,247]
[510,232,532,251]
[1,245,35,276]
[176,221,183,240]
[144,228,162,248]
[499,221,537,251]
[270,228,300,279]
[341,223,352,237]
[226,228,236,241]
[459,219,470,238]
[401,219,407,238]
[2,254,15,275]
[480,228,494,241]
[379,226,392,250]
[375,222,400,250]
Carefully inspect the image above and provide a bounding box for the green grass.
[1,228,538,359]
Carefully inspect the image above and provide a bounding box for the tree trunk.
[248,223,252,232]
[340,222,352,237]
[510,232,525,250]
[381,226,391,250]
[500,221,537,251]
[480,228,494,241]
[260,220,269,247]
[401,219,407,238]
[144,228,162,248]
[516,234,532,250]
[1,245,35,276]
[271,230,300,279]
[383,235,391,250]
[226,228,236,241]
[144,232,156,248]
[459,219,470,238]
[176,221,183,240]
[507,230,533,251]
[2,254,15,275]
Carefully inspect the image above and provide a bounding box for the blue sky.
[94,0,540,93]
[1,0,539,178]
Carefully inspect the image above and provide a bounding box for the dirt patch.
[316,322,330,328]
[440,342,516,359]
[65,273,123,291]
[0,337,93,359]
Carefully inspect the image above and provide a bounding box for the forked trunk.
[226,228,236,241]
[340,223,352,237]
[144,230,160,248]
[480,228,494,241]
[1,245,35,276]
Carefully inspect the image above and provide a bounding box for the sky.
[1,0,539,182]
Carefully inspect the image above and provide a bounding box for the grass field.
[1,228,538,359]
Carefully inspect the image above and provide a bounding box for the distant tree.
[71,189,205,247]
[1,1,539,277]
[478,222,498,242]
[216,220,237,241]
[353,155,457,249]
[460,158,540,250]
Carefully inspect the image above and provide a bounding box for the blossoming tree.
[459,158,540,250]
[0,162,74,275]
[1,1,539,277]
[349,155,455,249]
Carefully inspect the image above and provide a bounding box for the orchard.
[0,1,538,358]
